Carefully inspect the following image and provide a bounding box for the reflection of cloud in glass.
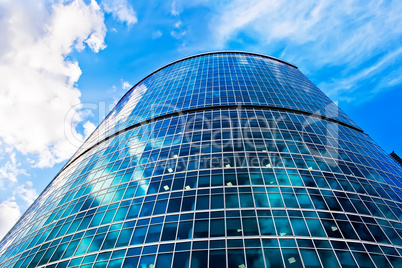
[110,84,148,128]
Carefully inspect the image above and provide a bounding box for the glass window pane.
[191,250,208,268]
[172,252,190,268]
[282,248,303,268]
[209,250,227,266]
[317,250,340,268]
[264,248,284,268]
[290,218,309,236]
[228,249,246,268]
[246,248,265,268]
[352,252,375,268]
[138,255,156,268]
[155,253,173,268]
[300,249,321,268]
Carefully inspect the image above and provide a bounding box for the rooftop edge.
[116,51,297,107]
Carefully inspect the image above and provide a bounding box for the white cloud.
[170,29,187,39]
[171,0,180,16]
[121,80,133,90]
[170,0,209,16]
[14,181,38,205]
[101,0,137,25]
[175,20,182,28]
[207,0,402,100]
[51,0,107,53]
[0,150,27,189]
[152,30,163,39]
[322,47,402,101]
[83,121,97,138]
[0,0,107,168]
[171,19,187,40]
[0,201,21,239]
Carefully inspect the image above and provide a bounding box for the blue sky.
[0,0,401,238]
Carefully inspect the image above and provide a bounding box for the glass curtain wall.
[0,52,401,268]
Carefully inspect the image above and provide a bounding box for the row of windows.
[1,54,402,266]
[12,200,402,263]
[79,53,354,156]
[2,107,401,265]
[2,168,400,253]
[45,183,402,229]
[43,168,400,232]
[11,239,402,268]
[56,175,401,219]
[70,131,400,202]
[73,109,399,188]
[64,152,401,208]
[80,108,326,155]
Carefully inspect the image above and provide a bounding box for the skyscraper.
[1,51,402,267]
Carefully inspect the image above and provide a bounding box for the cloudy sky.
[0,0,401,239]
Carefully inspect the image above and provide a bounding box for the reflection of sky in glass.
[112,84,148,127]
[1,53,402,268]
[68,53,360,167]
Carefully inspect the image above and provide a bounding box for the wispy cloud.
[175,21,183,28]
[170,29,187,39]
[210,1,402,61]
[322,47,402,101]
[100,0,137,25]
[121,80,133,90]
[171,0,180,16]
[152,30,163,39]
[171,20,187,39]
[169,0,210,16]
[204,0,402,101]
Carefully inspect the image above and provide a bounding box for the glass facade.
[1,51,402,267]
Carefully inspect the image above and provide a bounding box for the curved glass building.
[1,51,402,267]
